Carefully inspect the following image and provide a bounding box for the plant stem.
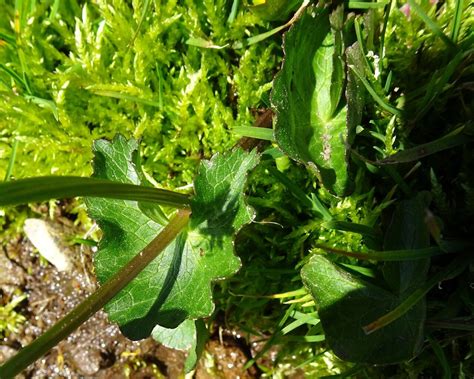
[0,176,191,208]
[0,209,191,379]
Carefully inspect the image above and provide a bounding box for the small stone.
[23,219,72,272]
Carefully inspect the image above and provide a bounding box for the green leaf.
[86,135,259,339]
[232,126,275,141]
[382,194,431,294]
[345,43,365,145]
[152,319,196,351]
[301,255,424,363]
[272,6,354,195]
[302,194,432,363]
[154,318,208,373]
[185,319,208,373]
[347,0,390,9]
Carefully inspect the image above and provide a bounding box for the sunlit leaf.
[86,135,258,339]
[272,6,360,195]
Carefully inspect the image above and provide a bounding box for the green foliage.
[0,0,276,187]
[273,6,362,196]
[85,135,258,340]
[302,255,424,363]
[152,319,207,373]
[0,295,26,338]
[250,0,303,21]
[1,0,474,377]
[302,194,433,363]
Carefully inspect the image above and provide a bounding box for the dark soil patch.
[0,204,262,378]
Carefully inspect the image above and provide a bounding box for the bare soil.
[0,204,260,378]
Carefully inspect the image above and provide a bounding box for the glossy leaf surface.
[272,6,359,195]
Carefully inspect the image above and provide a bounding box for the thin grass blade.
[0,176,190,208]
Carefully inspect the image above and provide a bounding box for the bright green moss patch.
[0,0,278,187]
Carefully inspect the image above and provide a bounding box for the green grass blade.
[351,22,403,116]
[25,96,59,121]
[428,334,452,379]
[244,304,297,369]
[349,66,403,116]
[4,139,19,182]
[383,70,393,92]
[232,126,274,141]
[407,0,456,50]
[313,244,448,261]
[0,31,16,45]
[348,1,390,9]
[323,220,378,239]
[127,0,152,51]
[354,18,372,76]
[414,51,464,121]
[0,64,28,91]
[281,335,325,342]
[308,193,332,221]
[426,319,474,331]
[266,166,313,209]
[383,165,413,196]
[451,0,464,43]
[379,0,393,65]
[246,24,288,46]
[49,0,60,20]
[0,176,191,208]
[186,37,228,49]
[363,255,472,334]
[281,314,319,335]
[87,88,161,108]
[17,48,33,95]
[377,124,472,164]
[227,0,240,23]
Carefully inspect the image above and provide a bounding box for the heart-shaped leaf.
[86,135,258,339]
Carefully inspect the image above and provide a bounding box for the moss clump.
[0,0,278,187]
[0,294,26,338]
